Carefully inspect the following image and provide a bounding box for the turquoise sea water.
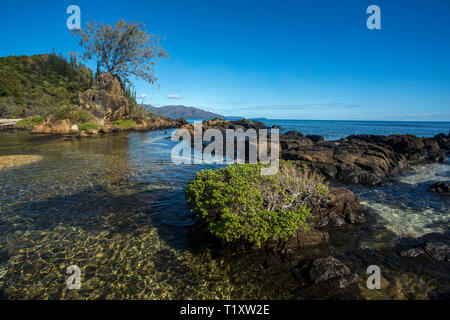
[260,119,450,140]
[187,119,450,141]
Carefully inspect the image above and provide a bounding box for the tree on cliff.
[76,20,168,85]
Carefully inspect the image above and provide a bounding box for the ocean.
[188,119,450,140]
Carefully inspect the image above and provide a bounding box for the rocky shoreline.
[0,116,187,137]
[281,131,448,186]
[181,118,449,187]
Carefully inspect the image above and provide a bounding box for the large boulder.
[76,72,131,121]
[433,132,450,152]
[307,187,363,228]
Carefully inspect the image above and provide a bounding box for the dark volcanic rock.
[433,132,450,152]
[349,134,446,162]
[256,188,362,253]
[181,117,270,135]
[292,256,359,289]
[306,135,324,143]
[281,132,447,186]
[400,247,425,259]
[400,242,449,262]
[302,187,363,229]
[424,242,450,262]
[428,182,450,194]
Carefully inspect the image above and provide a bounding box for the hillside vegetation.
[0,53,94,118]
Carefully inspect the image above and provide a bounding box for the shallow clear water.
[347,161,450,244]
[0,129,449,299]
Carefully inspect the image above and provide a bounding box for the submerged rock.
[428,182,450,195]
[400,247,425,259]
[292,256,359,289]
[424,242,450,262]
[400,242,449,262]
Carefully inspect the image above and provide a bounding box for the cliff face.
[76,72,131,121]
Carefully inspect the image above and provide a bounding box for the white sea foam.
[398,161,450,185]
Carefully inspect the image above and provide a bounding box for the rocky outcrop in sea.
[281,131,447,186]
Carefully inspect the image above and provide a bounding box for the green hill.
[0,53,94,118]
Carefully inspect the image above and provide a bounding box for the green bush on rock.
[185,161,330,247]
[78,122,99,132]
[113,119,135,128]
[54,105,93,123]
[16,116,44,127]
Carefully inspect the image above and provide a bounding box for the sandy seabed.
[0,155,43,170]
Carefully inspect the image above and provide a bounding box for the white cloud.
[167,94,182,99]
[137,94,147,100]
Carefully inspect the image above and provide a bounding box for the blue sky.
[1,0,450,120]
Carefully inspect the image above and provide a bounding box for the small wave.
[398,161,450,185]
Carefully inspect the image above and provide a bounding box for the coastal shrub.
[129,104,155,121]
[16,116,44,127]
[113,119,135,128]
[78,122,99,132]
[70,110,93,123]
[54,105,92,123]
[185,161,330,247]
[0,97,23,118]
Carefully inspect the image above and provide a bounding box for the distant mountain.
[225,116,268,121]
[145,105,223,120]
